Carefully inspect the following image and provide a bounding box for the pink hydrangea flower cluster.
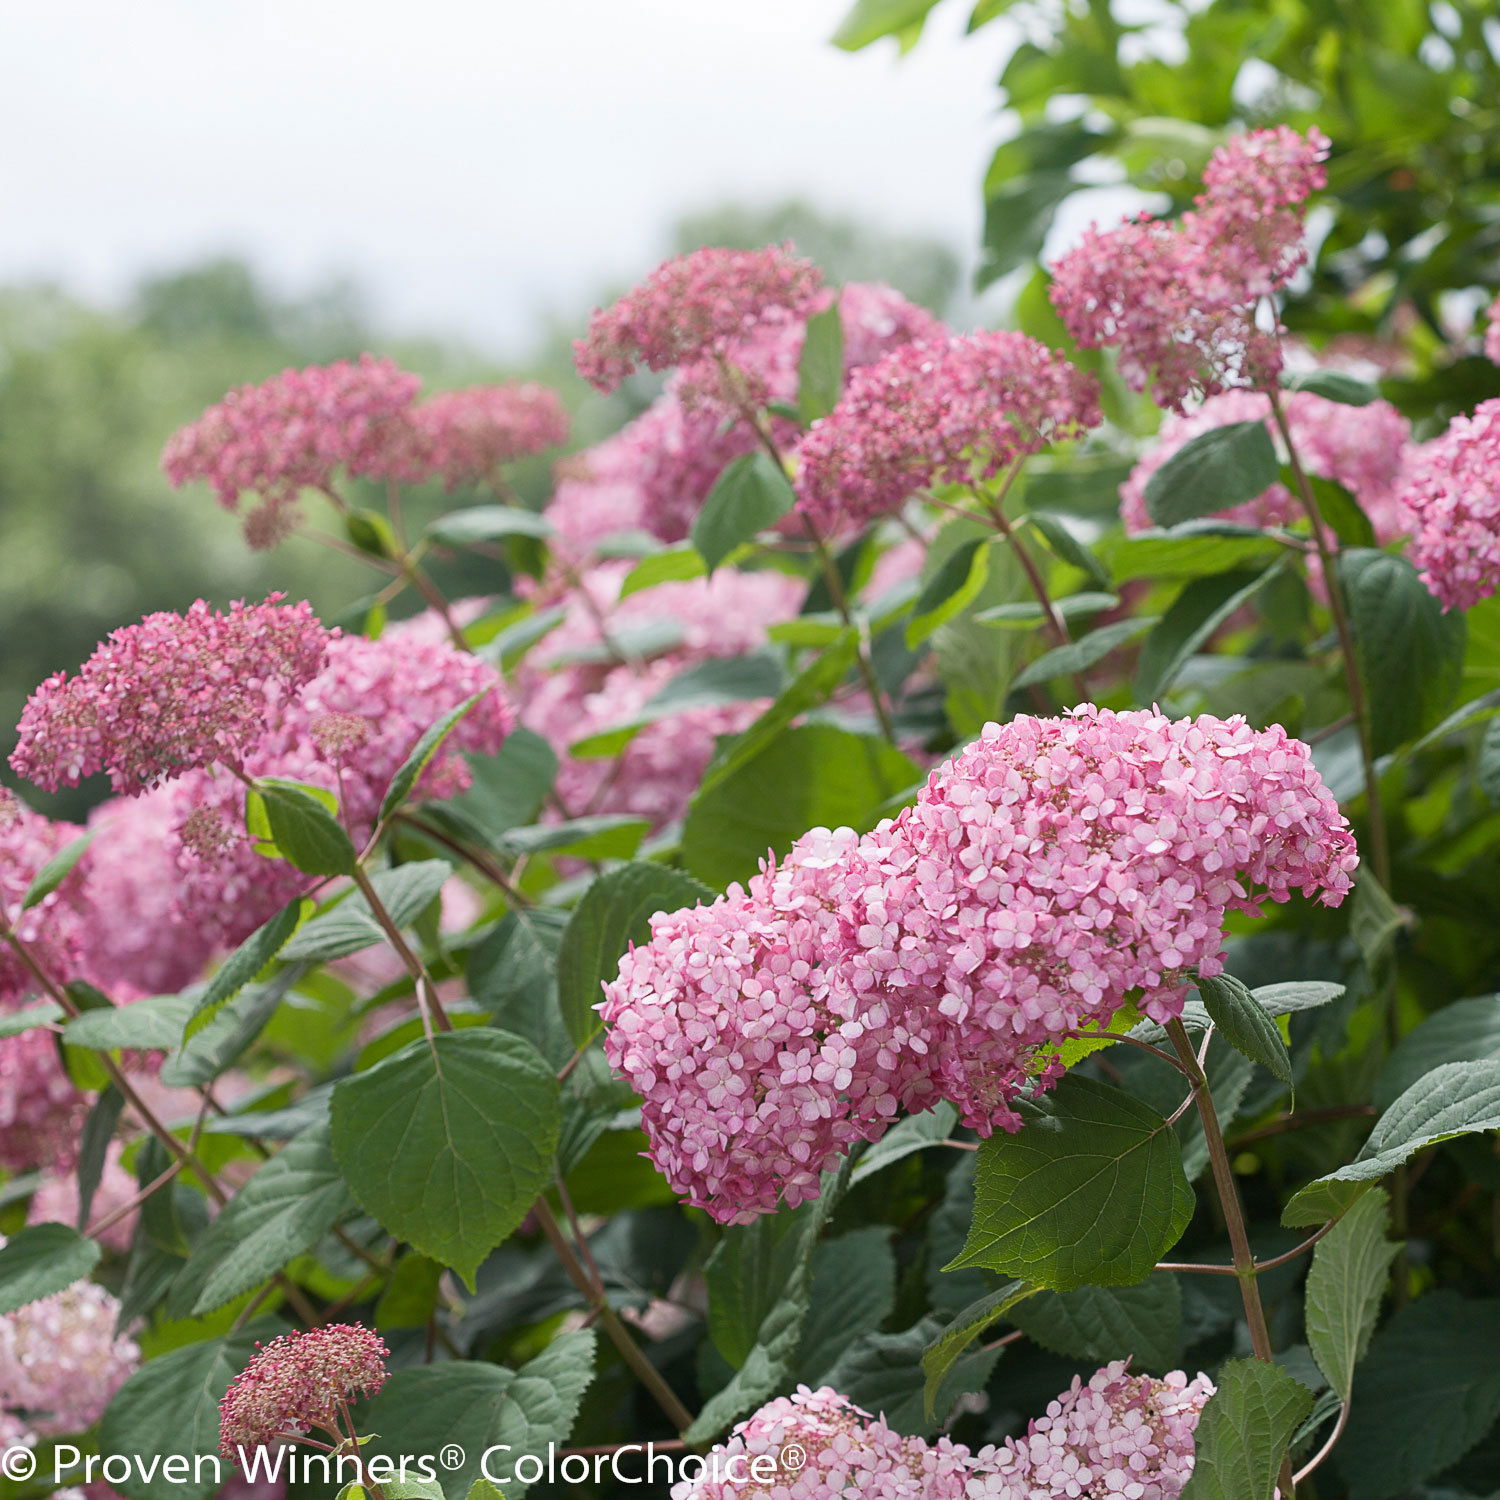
[1119,389,1412,538]
[1396,396,1500,611]
[793,331,1102,535]
[549,283,943,554]
[677,1366,1214,1500]
[10,596,332,795]
[967,1362,1216,1499]
[1050,127,1330,409]
[0,1258,140,1439]
[574,244,824,392]
[602,708,1355,1220]
[516,563,802,830]
[391,383,570,490]
[219,1324,388,1453]
[162,356,422,546]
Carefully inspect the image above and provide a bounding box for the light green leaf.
[619,544,706,598]
[1013,616,1156,690]
[21,828,95,909]
[920,1281,1036,1418]
[831,0,942,49]
[1305,1186,1398,1399]
[692,452,795,573]
[426,505,553,547]
[555,862,713,1048]
[283,860,452,963]
[798,301,844,423]
[497,815,649,862]
[946,1074,1193,1289]
[65,992,195,1051]
[1135,566,1280,702]
[906,536,991,648]
[1283,370,1379,405]
[330,1029,562,1287]
[1142,420,1279,528]
[0,1000,62,1040]
[1179,1358,1315,1500]
[850,1104,959,1184]
[251,780,358,875]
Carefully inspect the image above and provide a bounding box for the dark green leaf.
[330,1029,562,1287]
[1283,370,1379,405]
[919,1281,1035,1417]
[1012,1275,1183,1374]
[691,452,795,573]
[796,1228,898,1384]
[75,1086,124,1231]
[850,1104,959,1183]
[0,1223,101,1314]
[906,536,991,648]
[283,861,451,963]
[1179,1358,1314,1500]
[946,1074,1194,1289]
[1198,973,1293,1086]
[1142,420,1279,528]
[1342,549,1466,755]
[798,302,844,422]
[1305,1186,1398,1399]
[379,693,489,824]
[496,815,648,862]
[252,780,357,875]
[1378,993,1500,1107]
[1135,566,1281,702]
[1026,510,1112,588]
[1013,616,1156,690]
[555,862,713,1048]
[183,897,311,1039]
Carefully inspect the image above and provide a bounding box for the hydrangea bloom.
[1396,397,1500,611]
[574,245,824,392]
[1050,127,1329,409]
[388,383,570,490]
[842,708,1357,1128]
[219,1325,388,1452]
[0,1260,140,1437]
[10,596,332,795]
[162,356,422,546]
[967,1362,1216,1499]
[1119,389,1412,538]
[600,828,944,1224]
[794,332,1101,534]
[0,1030,88,1173]
[550,284,942,553]
[164,621,512,950]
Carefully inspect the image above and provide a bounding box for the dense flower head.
[1397,397,1500,610]
[841,708,1357,1126]
[793,331,1101,534]
[397,382,570,489]
[1050,126,1329,410]
[574,244,824,392]
[1120,389,1412,538]
[600,828,945,1223]
[674,1385,972,1499]
[161,356,422,546]
[164,620,512,950]
[10,595,332,795]
[549,283,942,554]
[219,1324,388,1452]
[0,1256,140,1437]
[967,1362,1215,1499]
[678,1367,1214,1500]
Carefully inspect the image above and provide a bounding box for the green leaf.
[65,992,195,1051]
[0,1223,101,1314]
[1025,511,1112,589]
[1013,616,1156,690]
[1305,1186,1398,1399]
[1303,472,1376,549]
[1012,1275,1182,1374]
[363,1331,595,1500]
[21,828,95,909]
[1198,973,1293,1086]
[850,1103,959,1183]
[830,1314,1000,1435]
[975,591,1118,628]
[619,543,706,598]
[682,725,918,888]
[467,908,571,1068]
[906,536,991,648]
[946,1074,1193,1289]
[1179,1358,1315,1500]
[796,1228,898,1384]
[374,1252,444,1329]
[1350,869,1403,973]
[831,0,942,49]
[1142,420,1280,528]
[0,999,61,1039]
[283,860,451,963]
[379,692,488,824]
[345,506,398,558]
[251,779,358,875]
[798,301,844,423]
[920,1281,1036,1418]
[428,729,558,845]
[691,452,795,573]
[1283,369,1379,405]
[1284,1060,1500,1225]
[555,862,713,1048]
[184,896,312,1039]
[1342,549,1466,755]
[1103,525,1281,583]
[426,505,553,547]
[330,1029,562,1286]
[1480,716,1500,806]
[496,815,648,862]
[100,1321,285,1500]
[1338,1292,1500,1499]
[1378,993,1500,1107]
[169,1121,356,1317]
[76,1086,124,1230]
[167,965,305,1087]
[1135,566,1281,702]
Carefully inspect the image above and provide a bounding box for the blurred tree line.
[0,210,960,820]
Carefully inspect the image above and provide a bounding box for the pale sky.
[1,0,1020,353]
